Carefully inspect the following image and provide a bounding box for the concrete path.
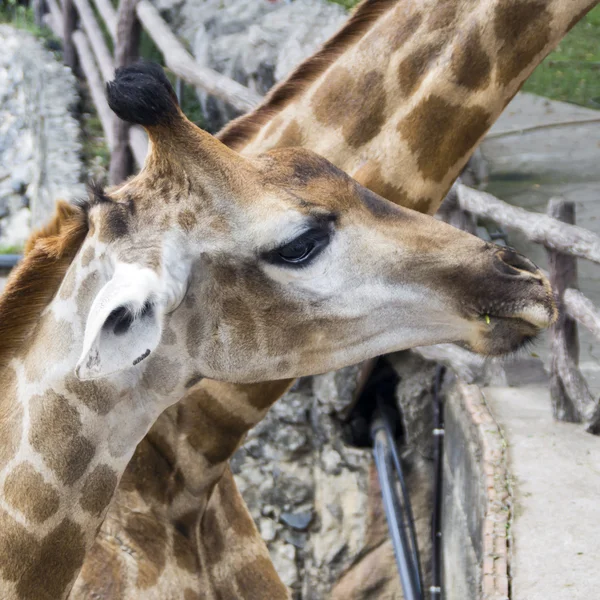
[479,95,600,600]
[483,385,600,600]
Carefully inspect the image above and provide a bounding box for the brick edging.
[457,382,511,600]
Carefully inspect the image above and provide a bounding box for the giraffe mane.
[0,190,107,370]
[217,0,397,150]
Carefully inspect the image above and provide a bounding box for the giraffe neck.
[0,248,183,600]
[223,0,597,213]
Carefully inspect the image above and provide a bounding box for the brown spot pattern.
[353,161,409,207]
[80,245,95,268]
[312,66,386,148]
[141,355,181,395]
[124,512,168,589]
[29,390,95,485]
[186,314,204,358]
[494,0,551,85]
[451,28,491,89]
[65,376,115,415]
[276,119,303,148]
[178,387,249,465]
[398,95,492,182]
[427,0,458,31]
[79,464,118,516]
[98,202,130,243]
[76,541,126,599]
[0,510,85,600]
[121,431,178,504]
[0,366,22,472]
[412,197,434,214]
[384,9,423,51]
[76,270,101,323]
[397,40,445,97]
[235,556,290,600]
[178,209,198,232]
[221,295,258,358]
[4,462,60,523]
[184,590,201,600]
[173,532,199,574]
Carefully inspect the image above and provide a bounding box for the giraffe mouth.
[464,297,557,357]
[479,302,557,330]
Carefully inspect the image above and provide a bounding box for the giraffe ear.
[76,264,165,380]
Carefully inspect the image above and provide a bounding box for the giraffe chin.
[465,311,552,357]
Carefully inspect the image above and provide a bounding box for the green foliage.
[521,7,600,109]
[0,244,23,255]
[0,0,56,43]
[328,0,361,9]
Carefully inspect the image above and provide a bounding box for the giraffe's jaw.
[465,299,557,357]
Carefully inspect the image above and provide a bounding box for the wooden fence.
[35,0,600,434]
[452,184,600,433]
[41,0,262,184]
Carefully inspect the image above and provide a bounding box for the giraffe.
[68,0,598,598]
[0,61,557,600]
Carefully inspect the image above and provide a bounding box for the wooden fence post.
[63,0,78,70]
[546,198,594,422]
[32,0,46,28]
[109,0,141,185]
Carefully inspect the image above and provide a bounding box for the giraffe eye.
[265,227,331,267]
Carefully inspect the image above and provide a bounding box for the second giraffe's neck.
[0,259,182,600]
[224,0,596,214]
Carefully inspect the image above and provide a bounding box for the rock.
[270,543,298,588]
[320,447,342,475]
[0,25,84,236]
[167,0,348,131]
[386,351,439,459]
[280,510,313,531]
[0,207,30,250]
[284,530,308,549]
[313,362,368,416]
[260,518,277,542]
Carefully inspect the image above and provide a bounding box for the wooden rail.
[41,0,260,183]
[456,184,600,264]
[455,183,600,433]
[136,1,262,113]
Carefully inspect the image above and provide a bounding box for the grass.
[523,6,600,109]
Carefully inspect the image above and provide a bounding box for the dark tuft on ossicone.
[106,61,179,126]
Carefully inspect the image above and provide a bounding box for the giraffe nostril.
[494,247,539,277]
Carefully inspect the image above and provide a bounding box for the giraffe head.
[75,63,555,384]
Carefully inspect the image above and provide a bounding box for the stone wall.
[233,352,438,599]
[442,381,511,600]
[0,25,84,249]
